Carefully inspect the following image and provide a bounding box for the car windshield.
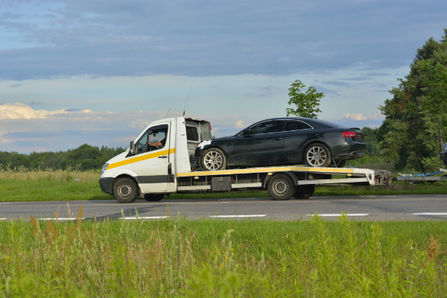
[444,144,447,151]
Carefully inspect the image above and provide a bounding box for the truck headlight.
[101,163,109,175]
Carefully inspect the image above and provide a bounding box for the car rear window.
[284,121,311,131]
[306,119,341,129]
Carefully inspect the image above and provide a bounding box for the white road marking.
[39,217,82,221]
[413,212,447,216]
[120,216,169,220]
[209,214,266,218]
[306,213,369,217]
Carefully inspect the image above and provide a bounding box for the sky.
[0,0,446,153]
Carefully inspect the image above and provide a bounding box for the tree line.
[287,29,447,172]
[378,29,447,171]
[0,144,124,171]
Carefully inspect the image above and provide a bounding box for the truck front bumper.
[99,177,114,195]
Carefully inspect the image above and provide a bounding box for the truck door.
[130,123,174,194]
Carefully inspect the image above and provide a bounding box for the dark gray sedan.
[195,117,366,171]
[441,143,447,166]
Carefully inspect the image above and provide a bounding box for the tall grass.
[0,166,98,182]
[0,217,446,296]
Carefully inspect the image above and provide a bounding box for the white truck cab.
[99,117,212,202]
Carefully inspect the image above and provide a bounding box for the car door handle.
[159,155,168,159]
[275,137,284,140]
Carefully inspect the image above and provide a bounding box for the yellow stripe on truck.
[106,148,176,170]
[177,165,356,177]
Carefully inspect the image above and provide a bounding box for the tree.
[286,80,324,119]
[379,29,447,171]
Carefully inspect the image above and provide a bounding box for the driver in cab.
[147,131,166,151]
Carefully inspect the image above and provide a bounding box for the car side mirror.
[130,141,136,155]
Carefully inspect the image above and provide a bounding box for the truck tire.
[113,177,138,203]
[293,185,315,199]
[304,143,332,167]
[144,194,164,201]
[200,148,227,171]
[267,174,295,200]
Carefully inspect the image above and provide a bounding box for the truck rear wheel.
[267,174,295,200]
[113,177,138,203]
[293,185,315,199]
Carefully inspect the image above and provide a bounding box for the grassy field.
[1,169,447,202]
[0,217,446,296]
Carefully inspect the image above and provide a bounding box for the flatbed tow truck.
[99,117,391,203]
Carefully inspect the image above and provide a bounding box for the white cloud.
[345,113,367,121]
[235,120,245,129]
[0,103,93,120]
[0,103,67,120]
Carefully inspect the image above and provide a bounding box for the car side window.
[136,125,168,154]
[246,121,284,134]
[284,121,311,131]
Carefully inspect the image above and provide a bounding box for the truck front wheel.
[113,177,138,203]
[267,174,295,200]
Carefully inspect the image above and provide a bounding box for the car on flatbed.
[195,117,366,171]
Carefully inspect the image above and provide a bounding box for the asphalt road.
[1,194,447,221]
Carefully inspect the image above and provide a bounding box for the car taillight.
[342,131,357,138]
[208,122,212,131]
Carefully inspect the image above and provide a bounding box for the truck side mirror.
[130,141,136,155]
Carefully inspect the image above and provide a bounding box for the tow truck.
[99,117,391,203]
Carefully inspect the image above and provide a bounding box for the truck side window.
[186,126,199,141]
[136,125,168,154]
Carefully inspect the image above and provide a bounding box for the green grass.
[1,169,446,202]
[0,218,446,296]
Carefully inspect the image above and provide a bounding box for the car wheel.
[144,194,164,201]
[293,185,315,199]
[267,174,295,200]
[304,143,332,167]
[201,148,227,171]
[113,177,138,203]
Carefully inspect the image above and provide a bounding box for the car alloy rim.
[273,179,288,195]
[118,185,132,197]
[204,150,223,170]
[306,146,327,167]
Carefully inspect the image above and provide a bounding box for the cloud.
[0,1,446,79]
[0,103,89,120]
[345,113,367,121]
[234,120,245,129]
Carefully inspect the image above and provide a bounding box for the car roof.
[252,117,342,129]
